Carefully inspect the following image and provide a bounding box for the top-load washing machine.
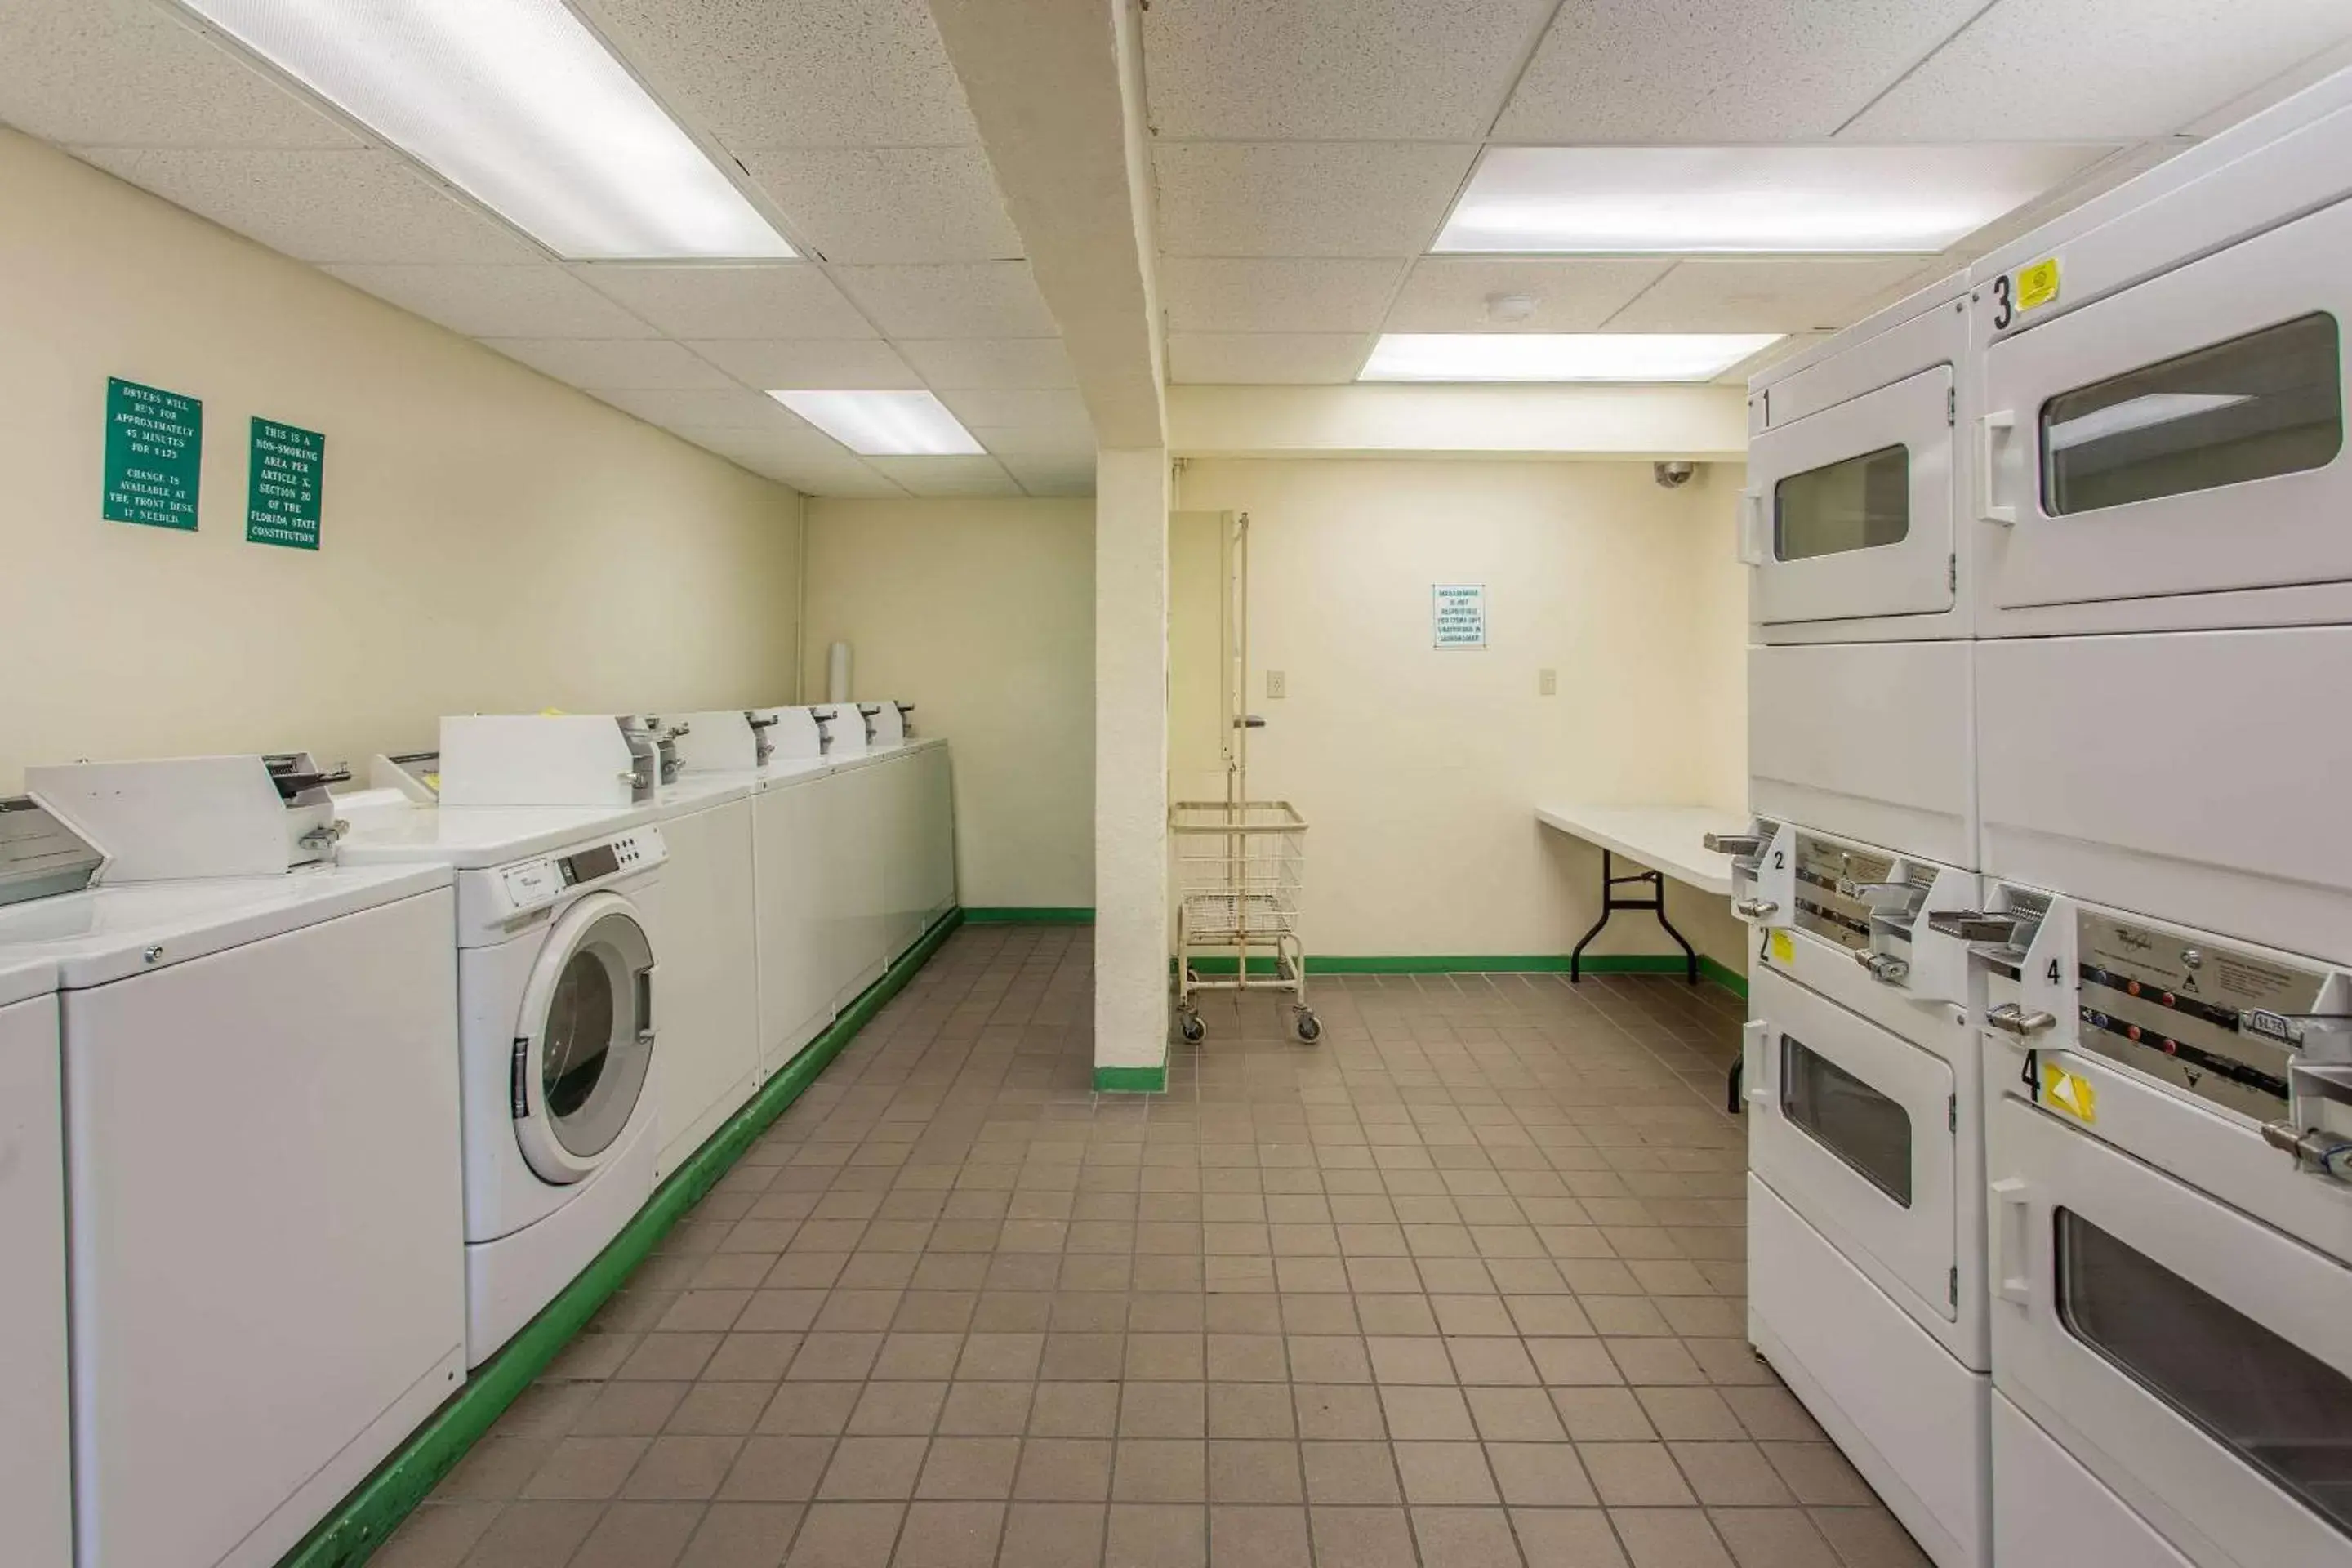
[5,761,465,1568]
[0,945,67,1568]
[1966,65,2352,957]
[337,796,666,1363]
[1744,274,1979,868]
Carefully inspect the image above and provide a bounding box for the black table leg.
[1570,849,1700,985]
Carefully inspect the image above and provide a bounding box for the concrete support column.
[1093,446,1170,1091]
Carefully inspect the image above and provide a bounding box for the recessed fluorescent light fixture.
[174,0,793,261]
[1360,333,1780,383]
[1437,145,2109,254]
[769,391,985,456]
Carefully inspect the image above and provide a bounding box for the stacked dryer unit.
[1734,274,1995,1567]
[1953,65,2352,1568]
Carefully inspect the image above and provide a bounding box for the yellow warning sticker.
[2016,257,2060,313]
[1770,930,1795,964]
[2042,1062,2097,1125]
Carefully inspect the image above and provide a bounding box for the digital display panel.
[562,843,621,884]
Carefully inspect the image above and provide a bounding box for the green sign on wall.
[102,376,203,531]
[247,417,325,550]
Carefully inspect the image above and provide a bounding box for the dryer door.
[513,891,655,1184]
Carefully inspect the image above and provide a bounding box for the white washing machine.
[639,768,758,1181]
[1727,819,1989,1567]
[1744,274,1980,868]
[1964,64,2352,954]
[338,802,666,1363]
[3,764,466,1568]
[1953,886,2352,1568]
[0,950,68,1568]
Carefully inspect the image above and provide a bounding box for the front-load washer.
[0,950,68,1568]
[338,802,666,1363]
[0,816,464,1568]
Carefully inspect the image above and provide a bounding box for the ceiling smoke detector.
[1484,292,1539,325]
[1654,461,1698,488]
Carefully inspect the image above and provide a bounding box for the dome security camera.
[1654,461,1698,488]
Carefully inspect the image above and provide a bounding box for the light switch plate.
[1539,668,1557,696]
[1267,670,1287,699]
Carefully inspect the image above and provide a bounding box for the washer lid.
[0,862,450,989]
[336,800,661,870]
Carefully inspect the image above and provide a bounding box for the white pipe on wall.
[827,640,852,702]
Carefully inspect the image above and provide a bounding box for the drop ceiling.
[3,0,2350,490]
[0,0,1088,498]
[1140,0,2352,385]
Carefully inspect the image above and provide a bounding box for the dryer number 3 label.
[1992,257,2060,331]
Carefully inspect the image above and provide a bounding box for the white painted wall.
[0,130,801,791]
[1174,457,1749,973]
[800,497,1095,911]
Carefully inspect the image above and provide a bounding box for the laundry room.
[5,4,2352,1568]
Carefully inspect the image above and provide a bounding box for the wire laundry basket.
[1170,797,1317,1042]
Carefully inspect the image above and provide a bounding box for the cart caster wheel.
[1294,1010,1322,1043]
[1178,1012,1206,1044]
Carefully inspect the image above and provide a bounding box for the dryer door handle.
[1992,1177,2035,1306]
[1977,410,2018,525]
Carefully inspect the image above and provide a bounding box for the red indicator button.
[2126,980,2142,997]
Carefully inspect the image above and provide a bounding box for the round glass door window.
[517,900,654,1183]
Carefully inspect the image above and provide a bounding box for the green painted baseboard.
[960,906,1095,924]
[1184,951,1747,992]
[1094,1063,1168,1094]
[274,908,966,1568]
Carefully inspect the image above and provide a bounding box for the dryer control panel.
[488,828,665,924]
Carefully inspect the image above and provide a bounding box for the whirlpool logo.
[2114,927,2155,956]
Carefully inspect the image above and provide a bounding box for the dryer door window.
[2057,1209,2352,1539]
[515,896,654,1183]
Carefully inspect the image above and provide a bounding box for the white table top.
[1535,802,1745,898]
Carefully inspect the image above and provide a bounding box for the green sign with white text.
[247,416,324,550]
[102,376,203,531]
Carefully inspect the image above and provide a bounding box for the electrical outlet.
[1266,670,1287,699]
[1539,668,1557,697]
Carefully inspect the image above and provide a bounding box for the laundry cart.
[1173,797,1317,1042]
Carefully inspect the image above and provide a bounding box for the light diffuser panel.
[176,0,794,261]
[1437,145,2109,254]
[769,391,986,455]
[1360,333,1780,383]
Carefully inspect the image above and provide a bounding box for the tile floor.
[377,924,1929,1568]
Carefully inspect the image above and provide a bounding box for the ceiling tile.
[324,264,657,338]
[0,0,360,149]
[937,388,1092,434]
[896,338,1076,390]
[581,0,976,149]
[1718,333,1828,385]
[739,146,1019,263]
[594,387,810,427]
[973,430,1098,463]
[688,339,920,390]
[1000,455,1095,497]
[1153,141,1477,257]
[73,148,538,264]
[1603,257,1938,333]
[1141,0,1560,140]
[1384,257,1674,332]
[1494,0,1984,142]
[1167,334,1370,384]
[570,264,874,339]
[831,262,1057,337]
[489,338,736,390]
[671,423,856,466]
[1160,257,1406,333]
[748,456,906,496]
[866,455,1024,497]
[1843,0,2352,140]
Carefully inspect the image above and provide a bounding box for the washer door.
[512,891,655,1185]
